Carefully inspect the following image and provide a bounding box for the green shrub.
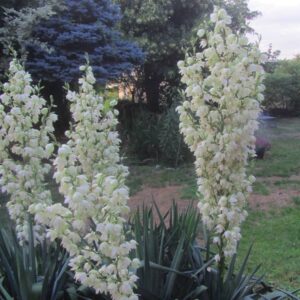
[158,101,192,166]
[264,57,300,116]
[117,98,192,166]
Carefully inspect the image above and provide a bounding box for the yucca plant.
[0,221,73,300]
[200,244,261,300]
[131,202,214,300]
[130,202,299,300]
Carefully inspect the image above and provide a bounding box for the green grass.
[274,179,300,189]
[253,139,300,177]
[180,183,198,199]
[253,118,300,178]
[292,196,300,206]
[239,208,300,290]
[126,164,197,196]
[253,181,270,195]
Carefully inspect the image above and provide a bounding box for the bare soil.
[249,189,298,210]
[129,185,197,216]
[129,185,299,213]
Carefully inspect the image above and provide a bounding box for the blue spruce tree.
[25,0,143,131]
[26,0,143,84]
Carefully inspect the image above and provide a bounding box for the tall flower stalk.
[177,7,265,278]
[0,57,57,242]
[33,63,139,300]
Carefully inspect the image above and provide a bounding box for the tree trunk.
[144,77,160,112]
[41,81,71,135]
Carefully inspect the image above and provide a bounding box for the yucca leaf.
[235,244,254,287]
[0,232,22,299]
[50,254,70,300]
[182,285,207,300]
[143,209,152,289]
[28,217,37,283]
[225,253,237,287]
[153,200,167,232]
[139,261,185,275]
[192,257,215,277]
[0,278,13,300]
[158,228,165,266]
[163,236,185,300]
[275,288,300,300]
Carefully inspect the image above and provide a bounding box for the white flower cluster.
[0,58,57,241]
[32,64,139,300]
[177,7,265,259]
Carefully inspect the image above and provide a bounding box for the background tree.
[220,0,260,32]
[0,0,63,82]
[118,0,211,112]
[263,43,281,73]
[25,0,144,131]
[118,0,259,112]
[264,57,300,116]
[0,0,63,56]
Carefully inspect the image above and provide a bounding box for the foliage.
[158,88,191,166]
[25,0,144,85]
[220,0,260,33]
[120,104,160,161]
[264,57,300,115]
[132,202,211,300]
[117,0,259,111]
[0,57,57,241]
[0,0,63,79]
[263,44,281,73]
[118,96,191,166]
[177,7,265,276]
[117,0,212,111]
[23,0,143,132]
[0,224,71,300]
[0,0,63,54]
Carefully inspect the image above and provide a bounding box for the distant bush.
[264,57,300,116]
[117,99,192,166]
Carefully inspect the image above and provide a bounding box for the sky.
[247,0,300,59]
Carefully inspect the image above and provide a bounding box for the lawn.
[126,117,300,290]
[239,208,300,290]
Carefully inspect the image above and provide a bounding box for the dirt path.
[129,186,194,215]
[129,184,299,213]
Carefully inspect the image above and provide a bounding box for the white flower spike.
[33,63,139,300]
[0,57,57,242]
[177,7,265,262]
